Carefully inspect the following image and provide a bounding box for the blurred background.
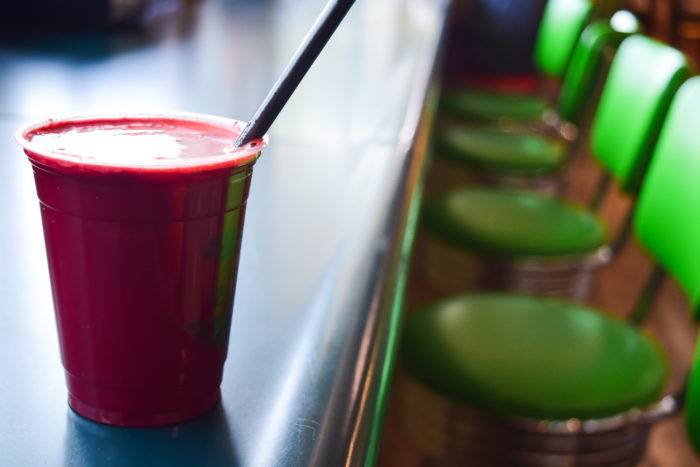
[448,0,700,80]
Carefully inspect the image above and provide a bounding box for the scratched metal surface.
[0,0,448,465]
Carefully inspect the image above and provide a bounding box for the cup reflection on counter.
[64,404,239,466]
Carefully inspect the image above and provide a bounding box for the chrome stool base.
[414,230,611,302]
[424,155,563,198]
[396,372,677,467]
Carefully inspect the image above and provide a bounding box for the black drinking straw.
[234,0,357,147]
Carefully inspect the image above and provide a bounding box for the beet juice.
[16,113,266,427]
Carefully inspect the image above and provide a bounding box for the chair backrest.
[556,11,640,123]
[634,77,700,316]
[634,77,700,451]
[534,0,593,78]
[590,35,690,193]
[632,76,700,453]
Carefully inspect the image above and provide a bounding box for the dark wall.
[446,0,548,77]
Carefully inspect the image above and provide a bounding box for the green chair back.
[632,77,700,453]
[534,0,593,78]
[556,11,639,123]
[591,35,690,192]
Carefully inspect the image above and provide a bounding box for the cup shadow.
[63,403,240,467]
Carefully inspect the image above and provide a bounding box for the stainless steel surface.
[396,372,678,467]
[0,0,448,465]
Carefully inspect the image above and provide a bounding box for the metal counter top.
[0,0,448,465]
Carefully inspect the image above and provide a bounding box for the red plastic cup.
[16,113,266,427]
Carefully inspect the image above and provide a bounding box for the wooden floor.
[377,132,700,466]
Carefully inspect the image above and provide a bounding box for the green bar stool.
[441,0,593,123]
[396,77,700,466]
[416,35,689,301]
[430,12,639,196]
[398,296,671,466]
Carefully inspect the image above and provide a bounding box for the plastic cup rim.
[15,111,268,173]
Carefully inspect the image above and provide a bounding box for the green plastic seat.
[439,91,549,122]
[402,294,667,420]
[631,77,700,451]
[423,188,605,257]
[437,126,567,174]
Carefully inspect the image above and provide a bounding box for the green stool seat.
[423,188,605,257]
[402,294,668,420]
[440,90,550,122]
[437,125,567,174]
